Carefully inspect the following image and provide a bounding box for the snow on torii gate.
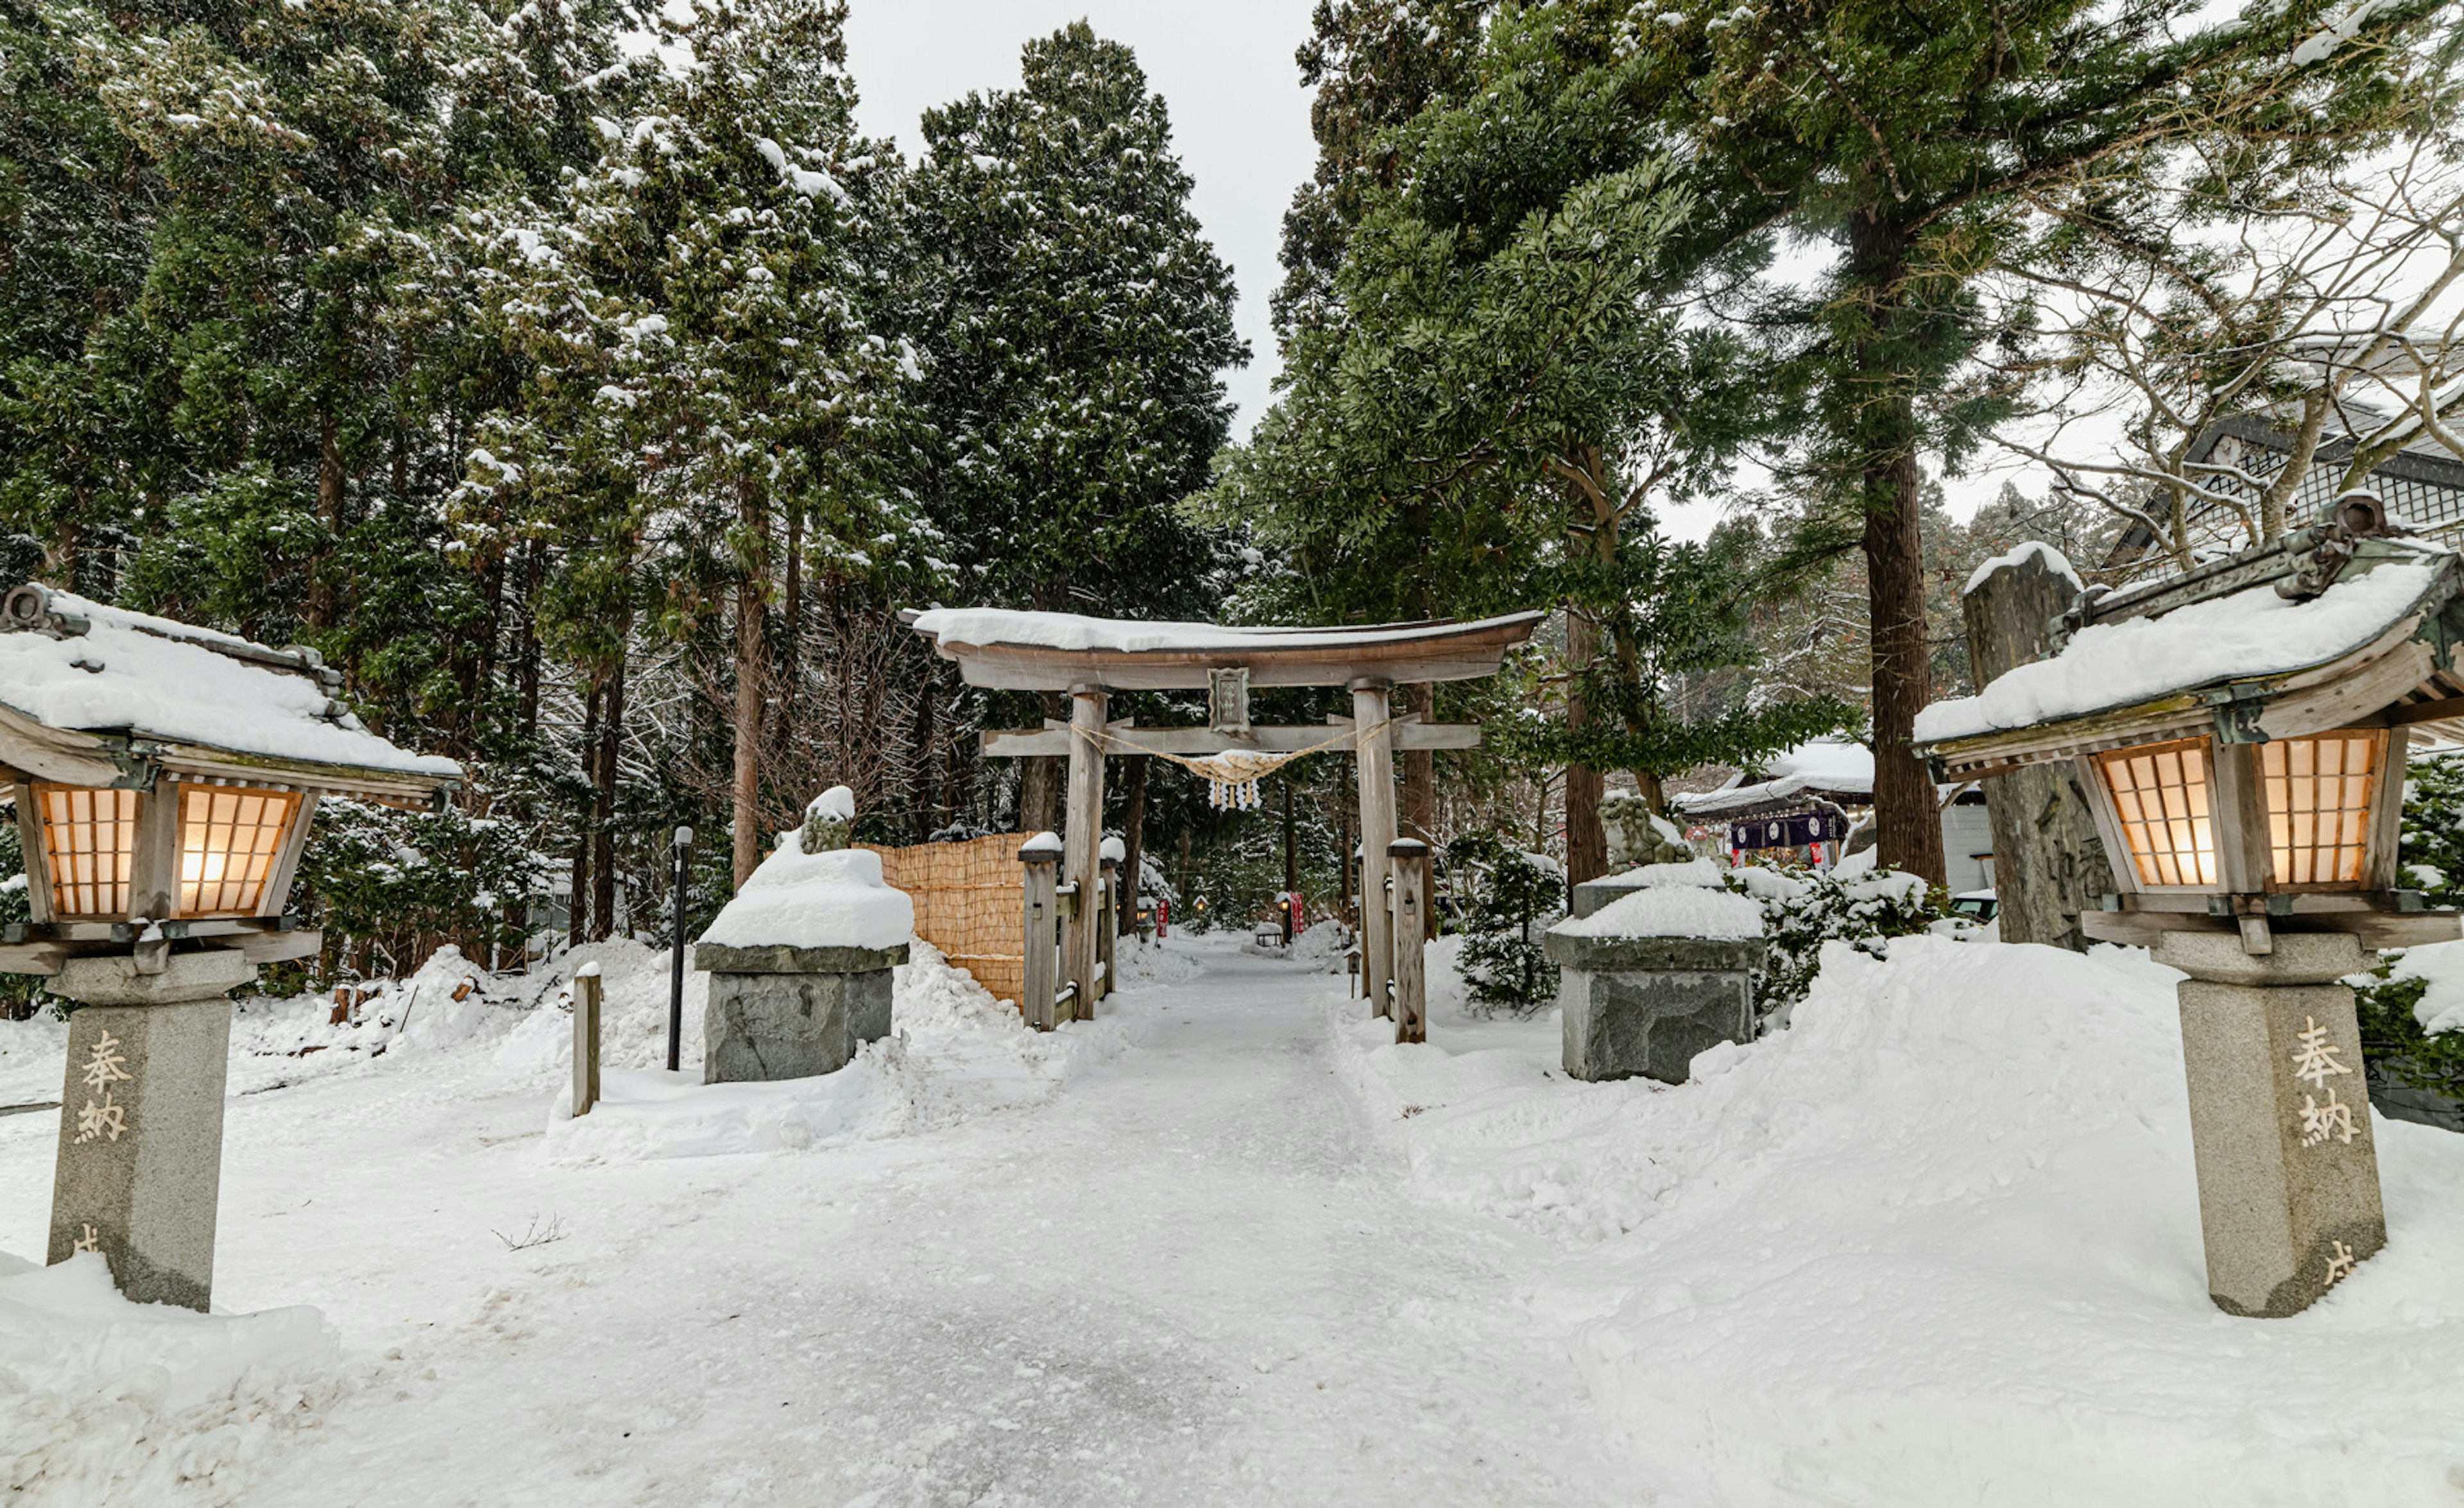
[904,608,1543,1036]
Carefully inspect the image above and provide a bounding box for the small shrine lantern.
[1915,501,2461,1317]
[0,583,458,1310]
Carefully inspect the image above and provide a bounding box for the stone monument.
[1544,861,1766,1083]
[694,786,914,1083]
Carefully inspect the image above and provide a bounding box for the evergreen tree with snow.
[905,23,1247,831]
[452,0,926,890]
[1445,831,1563,1018]
[908,23,1245,622]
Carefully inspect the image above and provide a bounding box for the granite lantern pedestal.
[47,950,256,1310]
[694,940,907,1083]
[2155,930,2387,1317]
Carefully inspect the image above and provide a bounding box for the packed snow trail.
[39,945,1628,1506]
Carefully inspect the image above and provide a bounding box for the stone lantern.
[0,583,458,1308]
[1915,502,2463,1315]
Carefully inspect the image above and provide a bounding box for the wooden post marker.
[1389,839,1430,1044]
[571,963,603,1115]
[1097,850,1120,1002]
[1353,680,1397,1018]
[1020,832,1063,1031]
[1062,688,1109,1018]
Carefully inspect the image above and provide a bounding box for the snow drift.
[0,1252,338,1507]
[1331,935,2464,1506]
[542,940,1149,1163]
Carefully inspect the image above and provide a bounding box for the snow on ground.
[0,1252,337,1507]
[1331,934,2464,1507]
[543,940,1153,1164]
[4,927,2463,1505]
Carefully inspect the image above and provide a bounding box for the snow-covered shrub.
[1444,831,1564,1017]
[2397,747,2464,909]
[2348,951,2464,1108]
[1729,862,1950,1023]
[293,798,554,981]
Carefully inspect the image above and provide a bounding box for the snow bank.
[0,592,457,777]
[541,941,1147,1164]
[0,1252,338,1507]
[1330,936,2464,1505]
[697,835,913,952]
[1917,558,2438,742]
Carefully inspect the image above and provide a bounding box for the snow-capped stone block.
[1547,882,1766,1084]
[692,825,914,1084]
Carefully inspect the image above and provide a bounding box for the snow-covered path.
[2,945,1629,1506]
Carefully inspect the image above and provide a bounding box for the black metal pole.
[668,825,690,1073]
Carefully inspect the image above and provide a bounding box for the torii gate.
[905,608,1543,1038]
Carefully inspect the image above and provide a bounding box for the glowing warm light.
[2094,730,2387,891]
[176,785,301,916]
[2263,731,2384,888]
[38,785,139,918]
[2096,738,2218,887]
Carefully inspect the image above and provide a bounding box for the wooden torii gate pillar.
[903,609,1543,1034]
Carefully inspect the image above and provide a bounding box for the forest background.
[1,0,2457,981]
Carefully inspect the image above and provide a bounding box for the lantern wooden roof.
[0,585,459,809]
[1915,526,2464,783]
[903,608,1544,691]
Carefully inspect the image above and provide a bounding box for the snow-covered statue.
[1601,794,1691,869]
[799,784,856,855]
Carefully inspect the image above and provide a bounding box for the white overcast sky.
[843,1,1322,441]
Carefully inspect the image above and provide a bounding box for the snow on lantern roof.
[0,584,460,801]
[1917,527,2464,781]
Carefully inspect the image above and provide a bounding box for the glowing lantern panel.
[38,785,139,918]
[2095,738,2217,887]
[2262,731,2383,888]
[178,785,301,916]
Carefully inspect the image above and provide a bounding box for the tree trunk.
[732,484,769,891]
[569,674,600,948]
[1846,214,1946,887]
[774,506,804,761]
[308,406,343,632]
[1564,609,1607,885]
[909,655,940,842]
[1116,754,1148,936]
[1400,681,1435,843]
[591,650,625,940]
[1962,551,2108,949]
[1020,692,1065,834]
[517,539,543,733]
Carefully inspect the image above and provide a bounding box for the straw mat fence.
[859,834,1026,1006]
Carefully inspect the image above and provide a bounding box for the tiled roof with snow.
[1915,555,2443,745]
[0,592,461,780]
[1675,738,1874,814]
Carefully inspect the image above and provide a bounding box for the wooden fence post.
[1021,834,1062,1031]
[1062,687,1108,1018]
[1353,679,1396,1017]
[1389,839,1429,1044]
[1097,855,1118,1002]
[572,963,602,1115]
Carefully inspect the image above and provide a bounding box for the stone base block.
[705,968,894,1083]
[2176,977,2385,1317]
[47,997,235,1310]
[1544,934,1761,1084]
